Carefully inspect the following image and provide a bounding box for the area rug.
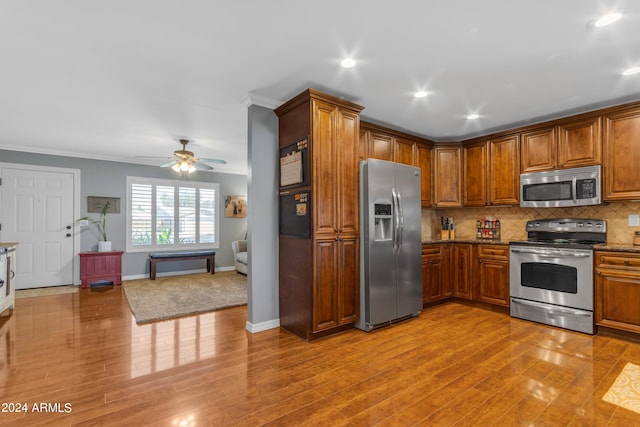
[602,362,640,414]
[123,271,247,324]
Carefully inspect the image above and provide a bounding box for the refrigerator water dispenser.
[374,203,392,241]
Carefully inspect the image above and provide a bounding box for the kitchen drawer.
[422,245,444,256]
[596,252,640,270]
[478,244,509,260]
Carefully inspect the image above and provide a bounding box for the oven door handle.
[510,248,591,258]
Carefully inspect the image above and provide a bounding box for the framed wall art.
[225,195,247,218]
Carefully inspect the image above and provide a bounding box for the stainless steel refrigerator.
[356,159,422,331]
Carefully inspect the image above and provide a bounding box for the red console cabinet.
[79,251,124,288]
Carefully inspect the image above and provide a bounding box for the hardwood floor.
[1,287,640,426]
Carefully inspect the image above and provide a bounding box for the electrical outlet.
[79,219,89,227]
[629,214,640,227]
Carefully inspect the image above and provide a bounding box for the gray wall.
[246,105,279,329]
[0,149,246,276]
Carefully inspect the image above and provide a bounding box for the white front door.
[0,165,77,288]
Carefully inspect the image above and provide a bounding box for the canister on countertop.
[634,231,640,246]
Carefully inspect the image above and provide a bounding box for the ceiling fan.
[139,139,226,173]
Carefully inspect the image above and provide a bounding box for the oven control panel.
[526,218,606,232]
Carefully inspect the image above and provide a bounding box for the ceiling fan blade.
[161,160,178,168]
[198,158,227,165]
[193,161,214,171]
[135,156,173,160]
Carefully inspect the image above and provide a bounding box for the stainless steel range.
[509,218,606,334]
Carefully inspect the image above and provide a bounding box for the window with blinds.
[126,177,219,252]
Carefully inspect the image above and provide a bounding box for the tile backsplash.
[422,200,640,244]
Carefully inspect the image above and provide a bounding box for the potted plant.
[79,202,112,252]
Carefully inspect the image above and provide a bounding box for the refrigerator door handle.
[397,190,404,250]
[392,188,399,254]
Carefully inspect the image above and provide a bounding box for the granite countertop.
[422,239,508,245]
[421,240,640,253]
[593,243,640,253]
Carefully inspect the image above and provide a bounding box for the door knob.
[66,225,72,230]
[66,233,71,237]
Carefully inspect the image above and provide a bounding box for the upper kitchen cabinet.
[394,137,416,166]
[463,140,488,207]
[367,130,394,161]
[433,145,463,207]
[361,121,433,205]
[520,117,602,172]
[416,143,432,207]
[557,116,602,168]
[489,134,520,205]
[603,107,640,201]
[520,127,556,173]
[463,134,519,206]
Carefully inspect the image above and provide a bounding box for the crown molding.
[241,92,282,109]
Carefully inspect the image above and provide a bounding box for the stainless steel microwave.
[520,165,601,208]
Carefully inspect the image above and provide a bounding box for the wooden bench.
[149,250,216,280]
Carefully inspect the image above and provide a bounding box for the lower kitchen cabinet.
[476,244,510,307]
[422,245,447,304]
[595,251,640,334]
[313,236,359,332]
[451,244,472,300]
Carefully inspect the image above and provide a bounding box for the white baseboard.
[246,318,280,333]
[123,266,236,281]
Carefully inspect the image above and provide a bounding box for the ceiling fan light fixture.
[171,164,181,172]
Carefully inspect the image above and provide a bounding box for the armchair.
[231,240,247,275]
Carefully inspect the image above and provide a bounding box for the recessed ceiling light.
[466,113,480,120]
[340,58,356,68]
[622,66,640,76]
[593,12,622,27]
[414,91,428,98]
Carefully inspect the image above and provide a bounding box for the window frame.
[126,176,220,253]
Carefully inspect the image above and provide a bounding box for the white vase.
[98,241,112,252]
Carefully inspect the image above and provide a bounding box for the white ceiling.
[1,1,639,175]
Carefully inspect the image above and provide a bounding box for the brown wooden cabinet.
[394,137,416,166]
[476,244,510,307]
[489,134,520,205]
[595,251,640,334]
[416,143,432,206]
[520,127,556,173]
[451,244,472,300]
[603,108,640,201]
[433,146,463,207]
[361,121,433,206]
[276,89,363,340]
[463,141,488,207]
[313,236,359,331]
[368,130,394,161]
[463,135,518,206]
[422,245,447,304]
[520,117,601,172]
[557,116,602,168]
